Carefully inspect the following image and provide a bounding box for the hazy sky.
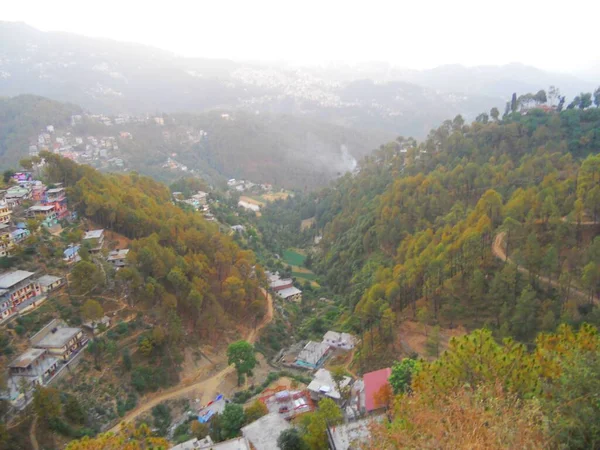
[3,0,599,73]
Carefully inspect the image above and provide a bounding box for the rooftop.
[28,205,55,212]
[107,249,129,260]
[307,368,352,400]
[323,331,356,346]
[270,278,293,289]
[296,341,330,366]
[46,188,65,194]
[277,286,302,299]
[170,436,250,450]
[363,367,392,412]
[9,348,46,368]
[328,418,378,450]
[83,229,104,240]
[36,275,63,287]
[0,270,36,289]
[35,327,82,349]
[241,413,290,450]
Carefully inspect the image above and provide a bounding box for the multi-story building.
[0,270,41,321]
[106,249,129,268]
[31,182,47,202]
[0,200,12,224]
[83,229,104,252]
[27,205,58,228]
[31,319,88,362]
[43,187,69,220]
[0,224,14,257]
[8,348,59,386]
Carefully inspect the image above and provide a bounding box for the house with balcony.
[43,187,69,220]
[31,319,88,362]
[27,205,58,228]
[8,348,59,386]
[0,270,41,321]
[0,200,11,224]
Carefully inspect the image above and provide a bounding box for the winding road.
[107,290,273,434]
[492,232,590,302]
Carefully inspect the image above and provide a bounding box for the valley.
[0,21,599,448]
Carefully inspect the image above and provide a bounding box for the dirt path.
[29,417,39,450]
[492,232,590,302]
[108,290,273,433]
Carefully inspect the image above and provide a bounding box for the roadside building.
[261,388,313,420]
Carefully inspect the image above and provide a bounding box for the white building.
[322,331,356,350]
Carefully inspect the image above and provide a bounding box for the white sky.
[2,0,599,73]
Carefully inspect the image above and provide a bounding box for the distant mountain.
[397,63,596,100]
[0,95,388,189]
[0,22,503,138]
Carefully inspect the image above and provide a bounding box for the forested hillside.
[39,152,267,337]
[263,105,600,367]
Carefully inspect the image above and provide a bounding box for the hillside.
[261,105,600,365]
[0,95,82,167]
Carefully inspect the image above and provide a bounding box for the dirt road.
[492,232,590,302]
[29,417,39,450]
[108,290,273,433]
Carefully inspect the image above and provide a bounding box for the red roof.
[363,367,392,412]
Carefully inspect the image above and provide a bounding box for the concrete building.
[107,249,129,268]
[83,229,105,252]
[241,413,290,450]
[27,205,58,228]
[170,436,249,450]
[0,200,11,224]
[322,331,356,350]
[0,224,14,257]
[31,319,87,362]
[307,368,352,405]
[0,270,41,321]
[327,418,377,450]
[8,348,59,386]
[295,341,331,369]
[277,286,302,302]
[36,275,64,293]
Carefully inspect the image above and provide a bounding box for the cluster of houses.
[0,176,77,257]
[267,271,302,303]
[62,228,130,270]
[293,331,356,370]
[171,337,391,450]
[1,318,89,409]
[172,190,215,222]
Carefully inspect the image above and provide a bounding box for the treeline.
[37,152,268,340]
